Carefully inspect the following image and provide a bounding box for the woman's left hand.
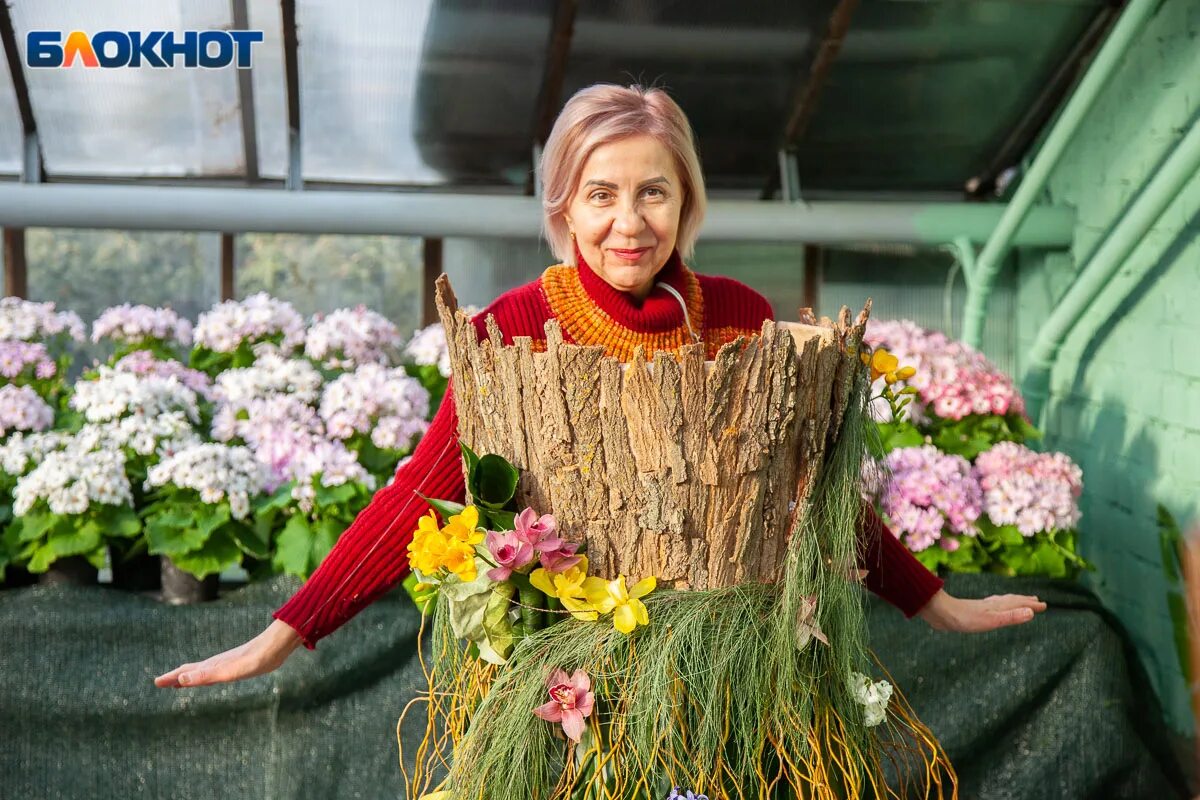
[917,589,1047,633]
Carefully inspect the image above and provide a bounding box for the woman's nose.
[611,203,646,237]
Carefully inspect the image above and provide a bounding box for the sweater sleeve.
[857,503,944,617]
[272,380,467,649]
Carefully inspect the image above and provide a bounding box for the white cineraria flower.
[193,292,305,354]
[305,306,402,369]
[113,350,214,401]
[848,671,893,727]
[0,297,85,342]
[0,430,74,477]
[13,442,132,516]
[212,350,324,409]
[319,364,430,450]
[91,303,193,347]
[0,384,55,435]
[144,443,269,520]
[70,367,200,424]
[76,412,202,460]
[402,322,452,377]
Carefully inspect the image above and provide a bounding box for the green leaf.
[146,517,208,557]
[415,494,466,524]
[228,522,270,559]
[27,520,103,572]
[484,509,516,531]
[107,506,142,538]
[255,482,296,513]
[311,518,342,568]
[314,482,357,508]
[402,571,439,616]
[473,453,518,509]
[169,528,242,579]
[483,581,516,660]
[197,505,231,539]
[460,442,480,481]
[15,511,55,543]
[272,514,314,578]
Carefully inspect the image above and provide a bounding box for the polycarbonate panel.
[562,0,834,192]
[246,0,287,178]
[0,38,22,174]
[9,0,245,177]
[797,2,1101,193]
[295,1,444,185]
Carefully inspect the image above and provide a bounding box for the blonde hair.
[539,83,707,267]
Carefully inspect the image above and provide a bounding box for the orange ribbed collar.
[538,244,705,361]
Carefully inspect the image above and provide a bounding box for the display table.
[0,574,1186,799]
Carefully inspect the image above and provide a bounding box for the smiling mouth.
[611,248,650,259]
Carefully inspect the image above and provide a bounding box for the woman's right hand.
[154,619,305,688]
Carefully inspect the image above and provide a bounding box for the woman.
[156,83,1045,690]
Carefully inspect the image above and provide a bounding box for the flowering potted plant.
[304,306,402,373]
[142,443,269,603]
[91,303,193,364]
[0,297,84,420]
[7,440,140,586]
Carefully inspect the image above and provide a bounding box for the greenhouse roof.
[0,0,1115,199]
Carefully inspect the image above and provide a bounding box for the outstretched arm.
[858,505,1046,632]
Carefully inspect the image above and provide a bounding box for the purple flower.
[485,529,535,581]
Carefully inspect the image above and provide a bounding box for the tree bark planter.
[160,558,218,605]
[38,556,99,587]
[435,274,869,589]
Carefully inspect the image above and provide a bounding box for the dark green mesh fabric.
[0,573,1187,799]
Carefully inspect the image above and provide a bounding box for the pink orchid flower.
[484,530,535,581]
[514,507,560,552]
[539,539,583,573]
[532,668,594,742]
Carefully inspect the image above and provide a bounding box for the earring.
[569,230,576,241]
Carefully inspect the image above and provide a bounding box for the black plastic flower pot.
[160,557,219,605]
[1,565,38,589]
[111,549,162,592]
[37,556,99,587]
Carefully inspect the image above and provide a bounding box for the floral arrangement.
[862,321,1088,578]
[305,305,402,370]
[401,441,936,800]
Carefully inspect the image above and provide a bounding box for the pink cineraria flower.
[484,529,535,581]
[532,668,595,742]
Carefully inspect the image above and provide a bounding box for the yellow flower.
[868,348,899,382]
[444,505,484,546]
[531,557,597,621]
[441,542,478,582]
[583,574,656,634]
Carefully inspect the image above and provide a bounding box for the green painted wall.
[1015,0,1200,733]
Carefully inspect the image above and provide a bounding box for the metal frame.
[526,0,577,196]
[232,0,259,184]
[281,0,302,191]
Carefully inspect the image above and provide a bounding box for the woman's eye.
[590,191,611,202]
[643,187,664,198]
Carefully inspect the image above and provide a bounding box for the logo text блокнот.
[26,30,264,69]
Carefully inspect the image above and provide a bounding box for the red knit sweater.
[274,246,944,648]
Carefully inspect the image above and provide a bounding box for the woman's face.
[563,134,683,300]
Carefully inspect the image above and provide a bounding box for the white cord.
[656,281,701,344]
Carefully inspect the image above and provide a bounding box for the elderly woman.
[156,84,1045,689]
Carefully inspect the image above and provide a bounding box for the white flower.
[305,306,402,370]
[0,430,74,477]
[91,303,192,347]
[0,297,85,342]
[319,364,429,450]
[70,367,200,423]
[0,384,55,435]
[402,323,452,377]
[193,292,305,354]
[144,443,269,520]
[848,671,892,727]
[13,440,132,516]
[212,351,324,409]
